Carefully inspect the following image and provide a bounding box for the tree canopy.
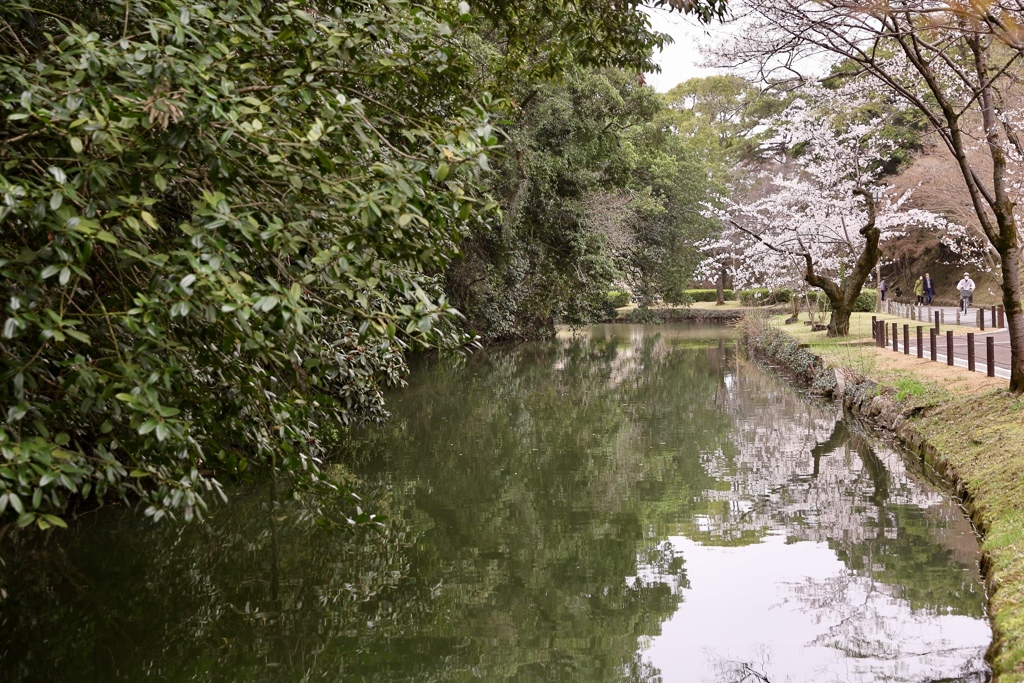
[0,0,727,525]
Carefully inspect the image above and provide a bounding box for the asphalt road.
[875,303,1012,379]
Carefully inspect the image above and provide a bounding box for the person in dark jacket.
[923,272,935,305]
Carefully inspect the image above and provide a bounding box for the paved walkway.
[875,303,1012,379]
[881,301,1003,329]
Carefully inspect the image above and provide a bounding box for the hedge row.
[684,289,735,302]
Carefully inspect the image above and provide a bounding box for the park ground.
[754,305,1024,683]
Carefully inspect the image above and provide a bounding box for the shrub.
[664,290,695,306]
[855,289,878,312]
[606,291,632,308]
[684,289,735,302]
[0,0,496,526]
[622,306,662,324]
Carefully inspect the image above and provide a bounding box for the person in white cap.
[957,272,975,314]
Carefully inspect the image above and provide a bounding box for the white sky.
[642,6,727,92]
[642,8,834,92]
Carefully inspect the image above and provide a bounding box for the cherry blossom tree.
[702,88,970,336]
[706,0,1024,388]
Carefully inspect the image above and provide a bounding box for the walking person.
[957,272,975,315]
[914,276,924,305]
[879,277,888,301]
[923,272,935,305]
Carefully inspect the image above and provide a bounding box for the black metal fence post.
[947,330,954,366]
[967,332,975,372]
[917,326,923,358]
[892,323,898,352]
[930,328,937,361]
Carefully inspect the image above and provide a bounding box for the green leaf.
[42,514,68,528]
[69,136,83,153]
[65,329,91,344]
[255,296,278,312]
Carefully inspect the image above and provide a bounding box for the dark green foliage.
[664,289,694,306]
[447,69,719,340]
[0,0,500,525]
[607,291,632,307]
[621,306,663,324]
[662,76,792,170]
[685,289,735,302]
[0,0,727,525]
[856,289,879,312]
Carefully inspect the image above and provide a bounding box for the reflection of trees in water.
[341,326,745,681]
[0,326,987,682]
[0,476,438,682]
[685,358,985,619]
[707,639,987,683]
[707,647,773,683]
[779,572,989,681]
[0,326,739,683]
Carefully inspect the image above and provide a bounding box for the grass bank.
[741,310,1024,682]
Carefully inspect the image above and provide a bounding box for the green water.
[0,324,990,682]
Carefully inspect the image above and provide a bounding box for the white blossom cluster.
[698,84,974,291]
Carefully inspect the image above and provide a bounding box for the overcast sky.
[642,7,727,92]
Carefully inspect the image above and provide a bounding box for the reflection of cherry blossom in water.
[639,354,989,682]
[644,536,988,682]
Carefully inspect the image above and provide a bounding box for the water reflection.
[0,324,990,682]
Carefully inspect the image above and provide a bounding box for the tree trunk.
[804,189,881,338]
[828,303,853,337]
[716,265,726,306]
[999,237,1024,392]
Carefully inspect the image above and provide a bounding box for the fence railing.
[881,300,1005,329]
[871,316,1001,377]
